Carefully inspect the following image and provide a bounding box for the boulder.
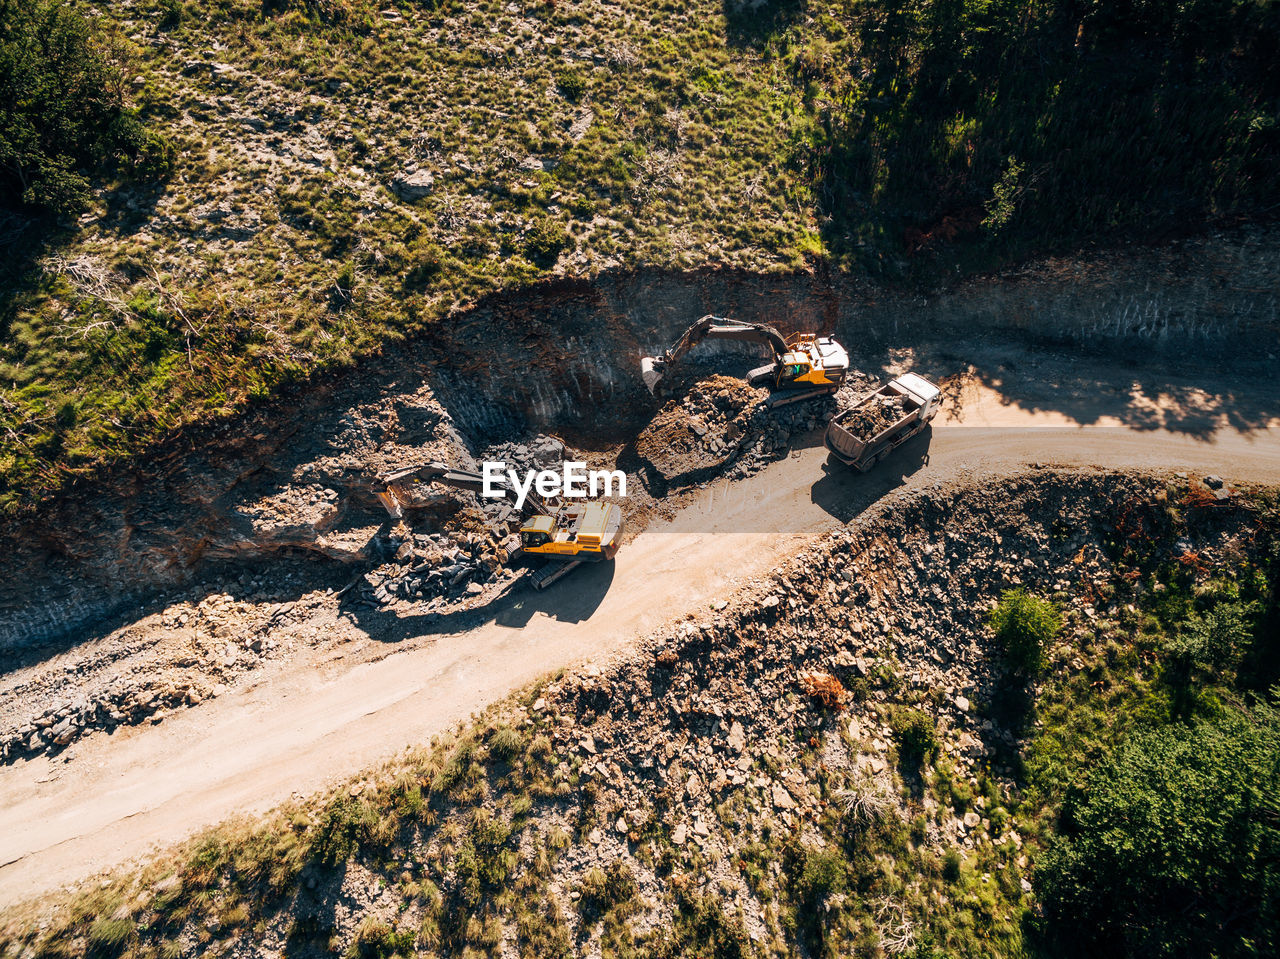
[391,169,435,201]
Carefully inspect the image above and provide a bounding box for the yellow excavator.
[641,315,849,406]
[372,462,624,590]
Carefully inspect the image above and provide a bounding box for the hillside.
[2,0,1277,509]
[2,2,1279,956]
[3,472,1278,957]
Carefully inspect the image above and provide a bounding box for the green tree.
[1036,701,1280,958]
[0,0,171,214]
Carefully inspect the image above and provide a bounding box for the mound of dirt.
[635,375,768,481]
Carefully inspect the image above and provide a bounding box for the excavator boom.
[641,315,791,393]
[641,314,848,399]
[372,461,547,519]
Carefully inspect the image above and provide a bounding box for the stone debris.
[840,392,910,440]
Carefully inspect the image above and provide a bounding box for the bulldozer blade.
[640,356,663,394]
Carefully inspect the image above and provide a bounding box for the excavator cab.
[778,353,812,384]
[641,315,850,400]
[520,514,555,549]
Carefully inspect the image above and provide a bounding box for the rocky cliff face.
[4,229,1275,660]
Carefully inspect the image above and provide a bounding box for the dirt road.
[3,386,1279,907]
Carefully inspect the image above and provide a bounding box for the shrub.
[156,0,184,29]
[801,670,848,710]
[310,795,378,867]
[486,724,524,761]
[521,218,569,267]
[577,861,637,918]
[1163,600,1254,691]
[403,241,446,288]
[941,848,963,883]
[555,68,586,102]
[0,0,170,213]
[454,811,516,907]
[797,847,846,903]
[988,588,1061,674]
[888,706,938,763]
[86,918,136,957]
[346,917,415,959]
[330,262,356,308]
[1036,701,1280,957]
[261,0,357,24]
[814,0,1280,267]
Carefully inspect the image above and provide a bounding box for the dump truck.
[641,315,849,406]
[372,462,624,590]
[823,373,941,471]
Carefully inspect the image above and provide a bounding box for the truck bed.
[824,381,927,466]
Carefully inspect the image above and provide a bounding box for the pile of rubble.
[352,434,582,610]
[838,391,910,440]
[355,528,515,609]
[0,579,339,763]
[635,371,881,485]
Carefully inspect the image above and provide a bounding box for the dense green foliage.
[806,0,1280,266]
[989,588,1061,675]
[1036,702,1280,958]
[0,0,171,214]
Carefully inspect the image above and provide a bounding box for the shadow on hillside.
[0,212,60,343]
[810,3,1274,277]
[723,0,807,47]
[849,337,1280,439]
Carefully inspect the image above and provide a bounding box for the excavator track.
[765,385,840,408]
[529,560,582,591]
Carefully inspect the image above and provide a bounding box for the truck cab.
[892,372,942,421]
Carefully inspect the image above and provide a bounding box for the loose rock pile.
[293,470,1257,953]
[838,391,911,440]
[0,580,338,763]
[352,434,580,611]
[636,370,880,484]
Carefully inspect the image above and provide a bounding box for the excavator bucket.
[640,356,664,394]
[374,488,404,519]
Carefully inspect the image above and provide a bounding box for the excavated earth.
[1,228,1279,767]
[4,467,1272,955]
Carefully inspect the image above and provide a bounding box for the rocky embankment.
[11,468,1255,956]
[331,469,1250,955]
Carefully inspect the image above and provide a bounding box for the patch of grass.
[3,0,1275,509]
[888,704,938,764]
[346,917,415,959]
[86,918,136,957]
